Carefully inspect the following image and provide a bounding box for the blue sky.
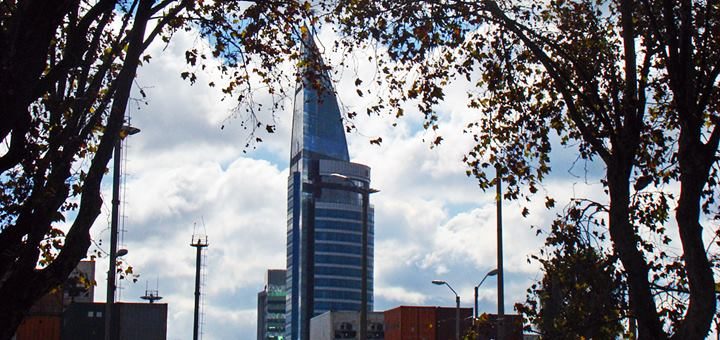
[85,27,613,340]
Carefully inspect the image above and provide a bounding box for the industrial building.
[309,311,384,340]
[305,307,522,340]
[12,260,168,340]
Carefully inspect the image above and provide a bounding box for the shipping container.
[61,302,105,340]
[116,303,168,340]
[15,316,61,340]
[384,306,435,340]
[474,314,524,340]
[435,307,472,340]
[384,306,472,340]
[27,289,63,316]
[61,302,167,340]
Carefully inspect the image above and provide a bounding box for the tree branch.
[481,0,611,162]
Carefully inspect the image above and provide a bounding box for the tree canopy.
[517,200,625,339]
[3,0,719,338]
[333,0,720,338]
[0,1,315,338]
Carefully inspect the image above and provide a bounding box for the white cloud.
[375,286,428,305]
[90,28,291,340]
[83,24,619,340]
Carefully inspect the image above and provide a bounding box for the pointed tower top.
[289,31,349,165]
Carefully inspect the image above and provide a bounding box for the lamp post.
[495,163,505,340]
[327,173,378,340]
[105,125,139,340]
[474,268,499,319]
[432,280,461,340]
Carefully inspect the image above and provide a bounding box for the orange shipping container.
[15,315,61,340]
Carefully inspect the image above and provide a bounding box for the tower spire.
[289,31,349,165]
[285,31,375,340]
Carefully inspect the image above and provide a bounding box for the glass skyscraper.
[285,36,374,340]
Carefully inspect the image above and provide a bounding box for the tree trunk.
[662,1,717,334]
[670,128,716,339]
[0,271,52,340]
[0,1,155,338]
[606,156,666,339]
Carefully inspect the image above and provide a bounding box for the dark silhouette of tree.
[517,201,625,339]
[0,1,315,338]
[334,0,720,338]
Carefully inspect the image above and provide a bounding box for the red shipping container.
[384,306,472,340]
[385,306,436,340]
[15,316,61,340]
[436,307,473,340]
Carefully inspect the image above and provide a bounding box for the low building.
[63,260,96,304]
[257,269,286,340]
[310,311,384,340]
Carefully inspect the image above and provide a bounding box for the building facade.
[257,269,287,340]
[309,311,384,340]
[285,35,375,340]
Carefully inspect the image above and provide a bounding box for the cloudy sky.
[85,27,610,340]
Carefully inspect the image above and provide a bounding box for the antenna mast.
[191,227,208,340]
[140,279,163,304]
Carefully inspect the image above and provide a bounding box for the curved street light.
[474,268,499,318]
[432,279,461,340]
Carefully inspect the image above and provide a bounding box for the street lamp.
[432,279,461,340]
[328,173,378,340]
[474,268,499,319]
[495,163,505,340]
[105,124,139,340]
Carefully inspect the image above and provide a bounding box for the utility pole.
[496,163,505,340]
[191,235,208,340]
[105,125,139,340]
